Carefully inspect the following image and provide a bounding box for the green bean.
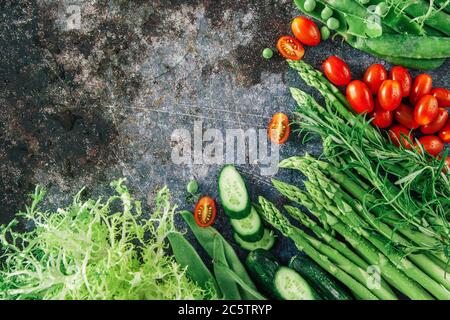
[213,237,241,300]
[167,232,219,297]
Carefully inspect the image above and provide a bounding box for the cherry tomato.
[389,66,412,97]
[291,16,321,46]
[417,135,444,157]
[363,64,387,94]
[370,100,392,129]
[277,36,305,61]
[414,94,439,126]
[438,119,450,143]
[431,88,450,108]
[378,80,402,111]
[410,74,432,105]
[323,56,352,86]
[194,196,217,227]
[394,104,419,129]
[268,113,290,144]
[388,125,413,149]
[420,108,448,134]
[346,80,374,114]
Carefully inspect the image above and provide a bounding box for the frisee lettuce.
[0,179,211,300]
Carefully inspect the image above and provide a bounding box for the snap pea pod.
[347,36,446,70]
[168,232,220,297]
[360,0,425,35]
[213,237,241,300]
[180,211,260,300]
[360,34,450,59]
[404,0,450,36]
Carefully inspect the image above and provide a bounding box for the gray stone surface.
[1,0,448,262]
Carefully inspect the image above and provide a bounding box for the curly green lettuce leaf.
[0,179,211,300]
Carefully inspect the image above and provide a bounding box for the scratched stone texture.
[1,0,449,263]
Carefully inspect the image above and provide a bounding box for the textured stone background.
[1,0,448,263]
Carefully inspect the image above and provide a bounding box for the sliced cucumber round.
[274,267,318,300]
[233,229,276,251]
[230,206,264,242]
[218,165,251,219]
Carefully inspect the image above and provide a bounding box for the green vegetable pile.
[257,59,450,300]
[295,0,450,69]
[0,180,211,300]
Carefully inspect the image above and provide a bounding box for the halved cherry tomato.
[291,16,321,46]
[346,80,374,114]
[417,135,444,157]
[378,80,402,111]
[394,104,419,129]
[363,64,387,94]
[268,112,290,144]
[438,119,450,143]
[431,88,450,108]
[389,66,412,97]
[370,100,392,129]
[420,108,448,134]
[323,56,352,86]
[277,36,305,61]
[388,125,413,149]
[414,94,439,126]
[410,74,432,105]
[194,196,217,227]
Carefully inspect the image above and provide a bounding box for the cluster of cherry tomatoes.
[322,56,450,165]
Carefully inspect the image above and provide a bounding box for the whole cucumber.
[289,255,353,300]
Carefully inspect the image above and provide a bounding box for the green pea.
[320,26,330,41]
[187,180,199,193]
[321,7,333,20]
[262,48,273,59]
[327,17,340,30]
[304,0,316,12]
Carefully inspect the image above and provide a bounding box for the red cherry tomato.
[346,80,374,114]
[438,119,450,143]
[363,64,387,94]
[370,100,392,129]
[410,74,432,105]
[388,125,413,149]
[417,135,444,157]
[420,108,448,134]
[378,80,402,111]
[323,56,352,86]
[389,66,412,97]
[414,94,439,126]
[394,104,419,129]
[268,113,290,144]
[291,16,321,46]
[276,36,305,61]
[194,196,217,227]
[431,88,450,108]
